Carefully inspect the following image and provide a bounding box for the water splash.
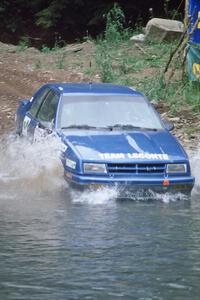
[0,134,199,203]
[71,186,119,205]
[0,134,64,197]
[153,192,189,203]
[190,149,200,198]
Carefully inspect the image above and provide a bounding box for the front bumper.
[64,172,195,195]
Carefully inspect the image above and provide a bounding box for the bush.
[105,3,125,44]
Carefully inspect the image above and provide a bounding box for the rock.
[145,18,184,43]
[183,139,191,144]
[161,112,167,118]
[176,124,182,129]
[168,117,181,123]
[130,34,145,43]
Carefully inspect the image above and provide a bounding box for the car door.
[33,90,60,139]
[22,87,51,137]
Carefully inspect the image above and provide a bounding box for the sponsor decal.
[198,11,200,29]
[22,115,31,136]
[99,153,169,160]
[193,63,200,80]
[61,143,68,152]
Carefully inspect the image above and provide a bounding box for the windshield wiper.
[107,124,158,131]
[61,125,110,130]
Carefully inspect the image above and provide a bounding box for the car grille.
[107,163,166,174]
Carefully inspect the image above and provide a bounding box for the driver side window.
[29,88,50,117]
[37,91,59,123]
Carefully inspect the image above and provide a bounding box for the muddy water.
[0,135,200,300]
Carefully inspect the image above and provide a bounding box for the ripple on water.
[1,136,200,299]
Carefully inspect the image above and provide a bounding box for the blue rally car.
[16,83,195,195]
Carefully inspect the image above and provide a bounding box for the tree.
[0,0,185,46]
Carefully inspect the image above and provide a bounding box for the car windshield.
[57,94,163,130]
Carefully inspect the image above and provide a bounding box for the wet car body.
[16,83,195,195]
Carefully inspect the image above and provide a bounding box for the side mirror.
[19,99,30,106]
[163,120,174,131]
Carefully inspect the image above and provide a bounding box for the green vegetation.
[16,36,30,52]
[41,45,52,53]
[0,1,183,48]
[20,3,198,113]
[56,52,66,69]
[92,5,200,113]
[11,3,199,114]
[35,59,42,69]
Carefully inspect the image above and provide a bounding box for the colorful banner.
[188,0,200,43]
[187,44,200,80]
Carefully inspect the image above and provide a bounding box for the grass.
[55,51,66,69]
[21,4,200,114]
[35,59,42,69]
[185,125,199,136]
[90,4,200,113]
[16,36,30,52]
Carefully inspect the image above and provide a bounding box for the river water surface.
[0,135,200,300]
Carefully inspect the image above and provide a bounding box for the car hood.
[63,130,187,162]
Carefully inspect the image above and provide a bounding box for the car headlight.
[66,158,76,169]
[166,164,187,174]
[83,163,107,173]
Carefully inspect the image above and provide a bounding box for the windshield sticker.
[99,153,169,160]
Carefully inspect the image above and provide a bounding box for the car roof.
[45,82,143,96]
